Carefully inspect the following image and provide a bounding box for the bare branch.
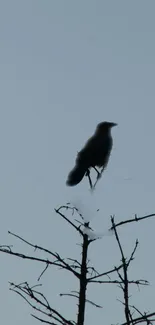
[10,282,74,325]
[88,264,123,281]
[127,240,139,268]
[110,213,155,230]
[111,216,131,325]
[31,314,56,325]
[55,206,83,235]
[0,246,80,278]
[59,292,102,308]
[89,279,149,285]
[121,312,155,325]
[77,233,89,325]
[0,232,80,279]
[37,264,49,281]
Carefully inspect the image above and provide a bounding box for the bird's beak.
[111,123,117,127]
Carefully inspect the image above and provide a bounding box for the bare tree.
[0,204,155,325]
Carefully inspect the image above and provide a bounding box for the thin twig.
[31,314,56,325]
[38,264,49,281]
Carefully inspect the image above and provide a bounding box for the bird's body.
[66,121,117,186]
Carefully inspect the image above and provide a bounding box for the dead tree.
[0,205,155,325]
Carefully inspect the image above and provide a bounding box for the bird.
[66,121,117,187]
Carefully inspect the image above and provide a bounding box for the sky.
[0,1,155,324]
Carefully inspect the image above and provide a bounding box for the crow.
[66,121,117,187]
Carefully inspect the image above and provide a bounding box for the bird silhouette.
[66,121,117,187]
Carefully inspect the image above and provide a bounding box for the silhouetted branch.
[77,233,89,325]
[55,206,83,235]
[88,264,124,281]
[0,232,80,279]
[31,314,56,325]
[110,213,155,230]
[59,292,102,308]
[37,264,49,281]
[121,311,155,325]
[10,282,74,325]
[127,239,139,267]
[88,279,148,285]
[111,216,131,325]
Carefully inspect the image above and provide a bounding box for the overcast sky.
[0,1,155,324]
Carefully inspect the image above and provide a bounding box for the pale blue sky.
[0,1,155,324]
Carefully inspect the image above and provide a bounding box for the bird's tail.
[66,164,87,186]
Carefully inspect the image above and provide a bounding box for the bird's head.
[96,121,117,132]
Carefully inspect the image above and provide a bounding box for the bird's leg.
[85,169,93,189]
[93,166,102,180]
[92,167,104,189]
